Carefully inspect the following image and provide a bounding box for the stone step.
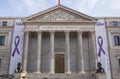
[25,73,96,79]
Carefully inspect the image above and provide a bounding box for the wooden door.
[55,54,64,73]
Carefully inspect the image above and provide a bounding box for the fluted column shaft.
[91,32,97,71]
[65,31,71,74]
[36,31,42,73]
[78,31,85,73]
[23,31,29,72]
[50,31,55,74]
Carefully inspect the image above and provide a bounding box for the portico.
[21,5,97,79]
[22,29,97,73]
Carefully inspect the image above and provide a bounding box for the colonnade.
[22,31,97,74]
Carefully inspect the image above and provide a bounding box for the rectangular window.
[112,21,118,26]
[114,36,120,45]
[0,36,5,45]
[2,21,7,26]
[118,59,120,68]
[118,22,120,26]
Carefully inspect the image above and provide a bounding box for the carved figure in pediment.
[42,10,78,21]
[32,10,84,21]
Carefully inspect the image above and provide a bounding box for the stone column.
[91,31,97,71]
[50,31,55,74]
[65,31,71,74]
[78,31,85,74]
[23,31,29,73]
[36,31,42,73]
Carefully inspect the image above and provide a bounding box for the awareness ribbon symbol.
[12,36,20,57]
[97,36,105,57]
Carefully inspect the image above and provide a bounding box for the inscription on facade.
[40,26,80,31]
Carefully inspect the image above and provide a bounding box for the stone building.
[0,5,120,79]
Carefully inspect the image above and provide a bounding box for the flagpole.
[58,0,60,5]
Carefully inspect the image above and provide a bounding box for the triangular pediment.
[24,5,97,22]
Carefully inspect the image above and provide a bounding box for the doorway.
[55,54,65,73]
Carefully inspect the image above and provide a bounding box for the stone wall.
[109,50,120,79]
[0,50,11,75]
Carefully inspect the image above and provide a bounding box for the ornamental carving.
[30,10,89,22]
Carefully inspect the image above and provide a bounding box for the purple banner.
[12,36,20,57]
[97,36,105,57]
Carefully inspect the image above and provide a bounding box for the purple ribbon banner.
[12,36,20,57]
[97,36,105,57]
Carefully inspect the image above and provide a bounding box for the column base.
[20,72,27,79]
[22,71,27,75]
[78,71,85,74]
[50,71,55,74]
[65,71,71,74]
[34,71,41,74]
[90,71,96,74]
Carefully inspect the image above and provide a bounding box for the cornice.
[23,21,97,25]
[0,17,25,19]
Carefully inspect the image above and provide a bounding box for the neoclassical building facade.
[0,5,120,79]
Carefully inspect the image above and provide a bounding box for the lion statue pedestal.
[95,73,106,79]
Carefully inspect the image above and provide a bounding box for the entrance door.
[55,54,65,73]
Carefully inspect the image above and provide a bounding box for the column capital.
[37,31,42,33]
[25,31,30,34]
[49,31,55,35]
[49,31,55,33]
[90,31,95,33]
[37,31,42,34]
[64,31,70,33]
[77,31,83,34]
[90,31,96,38]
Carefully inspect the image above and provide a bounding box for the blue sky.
[0,0,120,17]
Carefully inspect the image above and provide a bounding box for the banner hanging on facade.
[95,20,111,79]
[9,20,24,74]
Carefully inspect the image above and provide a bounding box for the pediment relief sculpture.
[27,10,91,22]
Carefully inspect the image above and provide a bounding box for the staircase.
[25,73,96,79]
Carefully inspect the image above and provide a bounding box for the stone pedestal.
[14,73,22,79]
[95,73,106,79]
[14,72,27,79]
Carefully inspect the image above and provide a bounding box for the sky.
[0,0,120,17]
